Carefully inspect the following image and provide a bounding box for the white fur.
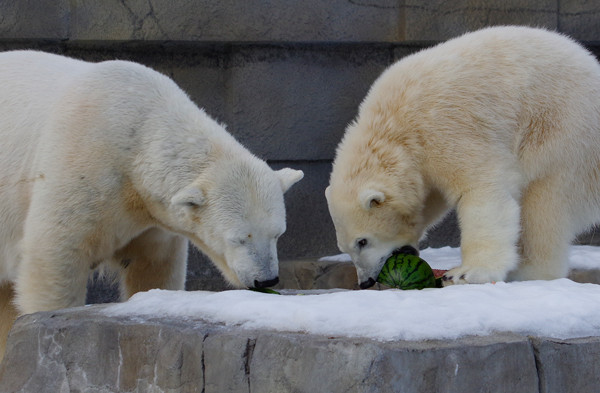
[327,26,600,287]
[0,50,303,316]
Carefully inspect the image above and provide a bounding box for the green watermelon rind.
[377,254,437,290]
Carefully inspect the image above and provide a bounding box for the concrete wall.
[1,2,599,281]
[4,1,600,43]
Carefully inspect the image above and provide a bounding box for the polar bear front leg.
[15,245,91,314]
[118,228,188,299]
[444,189,521,285]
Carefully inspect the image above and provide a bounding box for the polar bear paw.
[442,265,507,286]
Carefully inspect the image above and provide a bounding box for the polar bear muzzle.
[253,276,280,289]
[359,277,376,289]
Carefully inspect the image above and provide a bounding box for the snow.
[104,245,600,341]
[568,245,600,270]
[319,245,600,271]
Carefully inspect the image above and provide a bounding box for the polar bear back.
[0,51,89,171]
[348,26,600,184]
[0,51,185,166]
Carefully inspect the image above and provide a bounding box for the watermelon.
[377,253,441,290]
[249,287,281,295]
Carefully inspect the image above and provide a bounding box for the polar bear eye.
[356,238,368,249]
[235,234,252,246]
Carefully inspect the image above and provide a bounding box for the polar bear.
[326,26,600,289]
[0,50,302,353]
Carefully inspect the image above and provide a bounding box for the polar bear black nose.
[396,245,419,256]
[254,277,279,288]
[359,277,376,289]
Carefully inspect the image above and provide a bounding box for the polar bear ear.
[276,168,304,193]
[359,189,385,210]
[171,185,205,208]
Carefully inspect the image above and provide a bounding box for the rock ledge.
[1,305,599,393]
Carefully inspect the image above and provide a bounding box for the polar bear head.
[170,155,303,289]
[326,122,429,289]
[326,184,424,289]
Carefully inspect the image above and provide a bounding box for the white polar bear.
[326,26,600,289]
[0,50,303,347]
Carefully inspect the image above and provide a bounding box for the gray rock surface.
[1,306,599,393]
[531,336,600,393]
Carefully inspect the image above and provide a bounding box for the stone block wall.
[4,1,600,43]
